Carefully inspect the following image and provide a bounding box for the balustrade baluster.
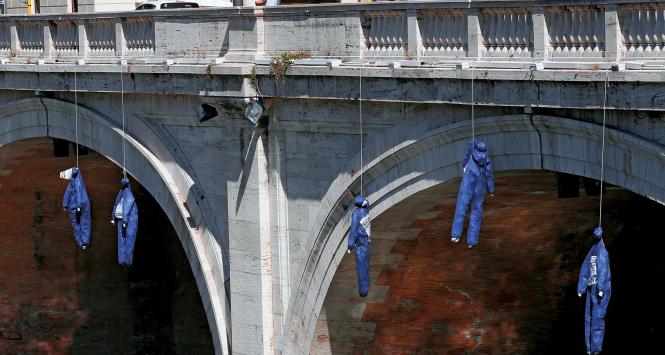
[437,15,446,53]
[580,11,590,53]
[443,15,449,52]
[507,13,516,54]
[457,15,466,53]
[497,13,506,53]
[629,10,638,52]
[397,14,405,54]
[658,9,665,53]
[423,15,434,53]
[561,12,569,53]
[596,10,603,53]
[644,9,656,56]
[374,15,382,52]
[636,9,643,53]
[523,13,531,53]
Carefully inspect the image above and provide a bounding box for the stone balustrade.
[0,8,239,62]
[620,2,665,57]
[0,1,664,63]
[420,9,467,58]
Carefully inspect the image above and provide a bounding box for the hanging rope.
[471,63,475,142]
[598,71,609,228]
[74,64,79,168]
[120,61,127,179]
[359,63,363,196]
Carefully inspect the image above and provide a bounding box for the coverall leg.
[355,243,370,297]
[117,222,127,265]
[452,173,474,239]
[69,210,82,246]
[79,206,91,246]
[467,184,487,247]
[590,287,611,353]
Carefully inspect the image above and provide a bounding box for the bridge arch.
[0,97,229,355]
[285,113,665,353]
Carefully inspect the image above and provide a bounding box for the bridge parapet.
[0,8,242,63]
[0,1,664,64]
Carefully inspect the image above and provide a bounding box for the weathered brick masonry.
[0,138,213,354]
[315,171,665,354]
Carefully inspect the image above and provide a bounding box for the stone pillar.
[467,9,483,59]
[604,5,622,61]
[347,11,366,59]
[267,109,291,352]
[406,9,421,59]
[78,21,88,59]
[532,7,548,59]
[225,9,264,61]
[228,130,274,354]
[43,22,53,58]
[115,18,126,58]
[10,21,19,55]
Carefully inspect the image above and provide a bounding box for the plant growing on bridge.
[271,51,311,83]
[249,67,261,97]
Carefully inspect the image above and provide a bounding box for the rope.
[359,63,363,197]
[598,71,609,228]
[356,54,383,198]
[471,63,475,142]
[120,61,127,179]
[74,64,79,168]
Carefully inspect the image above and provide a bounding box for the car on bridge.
[135,0,232,10]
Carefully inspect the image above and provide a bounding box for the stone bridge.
[1,1,665,354]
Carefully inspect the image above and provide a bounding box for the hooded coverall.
[451,141,495,247]
[112,177,139,266]
[578,226,611,354]
[62,167,91,248]
[348,195,371,297]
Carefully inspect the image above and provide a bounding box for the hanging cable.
[74,63,79,168]
[359,63,363,196]
[120,61,127,179]
[356,54,381,197]
[471,63,475,142]
[598,71,609,228]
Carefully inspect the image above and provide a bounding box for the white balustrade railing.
[123,17,155,56]
[546,6,604,57]
[0,10,225,62]
[420,9,467,58]
[0,1,663,63]
[17,21,43,56]
[86,19,115,57]
[52,20,79,57]
[0,22,10,54]
[620,3,665,57]
[364,11,407,57]
[481,8,532,57]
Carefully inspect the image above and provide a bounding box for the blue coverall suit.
[348,195,371,297]
[451,141,495,247]
[112,177,139,266]
[578,226,611,354]
[62,167,91,248]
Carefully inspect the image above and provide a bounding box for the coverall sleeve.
[463,141,474,167]
[577,249,592,295]
[74,180,82,210]
[63,182,74,209]
[597,247,611,295]
[348,211,359,251]
[112,191,122,220]
[485,160,495,194]
[124,197,135,222]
